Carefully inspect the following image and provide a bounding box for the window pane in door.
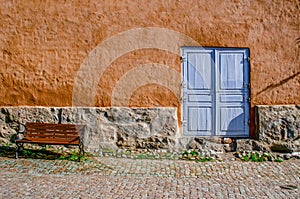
[219,53,244,89]
[187,53,212,90]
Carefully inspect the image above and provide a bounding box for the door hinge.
[246,57,250,62]
[180,56,186,62]
[246,120,250,126]
[247,97,251,102]
[243,82,250,88]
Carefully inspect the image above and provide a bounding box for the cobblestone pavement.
[0,156,299,199]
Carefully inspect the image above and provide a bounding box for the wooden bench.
[15,122,85,161]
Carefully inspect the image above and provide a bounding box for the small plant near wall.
[240,152,265,162]
[274,157,283,162]
[235,151,284,163]
[181,150,214,162]
[58,150,89,162]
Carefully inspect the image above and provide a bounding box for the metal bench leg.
[16,143,23,159]
[78,142,84,162]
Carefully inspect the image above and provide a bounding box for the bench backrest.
[25,122,85,144]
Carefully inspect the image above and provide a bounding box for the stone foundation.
[255,105,300,153]
[0,107,180,153]
[0,106,299,154]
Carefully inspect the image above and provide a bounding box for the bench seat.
[15,122,85,161]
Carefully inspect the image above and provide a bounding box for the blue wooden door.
[181,47,250,137]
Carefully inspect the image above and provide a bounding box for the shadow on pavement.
[0,145,63,160]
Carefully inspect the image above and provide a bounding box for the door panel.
[216,50,249,136]
[188,107,212,131]
[188,94,212,102]
[182,50,214,136]
[220,107,244,131]
[220,95,243,102]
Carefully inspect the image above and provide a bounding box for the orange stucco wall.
[0,0,299,136]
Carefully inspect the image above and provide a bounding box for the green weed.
[274,157,283,162]
[181,150,213,162]
[238,151,283,163]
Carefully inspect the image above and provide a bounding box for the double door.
[181,47,250,137]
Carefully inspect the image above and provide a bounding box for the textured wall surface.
[0,0,299,137]
[255,105,300,152]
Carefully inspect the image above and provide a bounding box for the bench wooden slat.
[25,135,78,140]
[16,138,80,145]
[27,122,84,127]
[26,129,82,133]
[27,124,84,132]
[17,137,80,142]
[26,131,79,135]
[27,126,85,131]
[27,129,80,132]
[26,129,80,135]
[16,136,80,141]
[27,124,84,128]
[26,132,78,137]
[24,134,79,139]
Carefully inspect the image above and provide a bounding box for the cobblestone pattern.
[0,157,299,198]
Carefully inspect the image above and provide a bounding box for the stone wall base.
[0,106,299,154]
[0,107,180,153]
[255,105,300,153]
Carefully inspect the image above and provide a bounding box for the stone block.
[270,141,300,153]
[236,139,269,152]
[177,137,193,149]
[0,107,59,124]
[256,105,300,152]
[106,108,136,123]
[117,123,151,138]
